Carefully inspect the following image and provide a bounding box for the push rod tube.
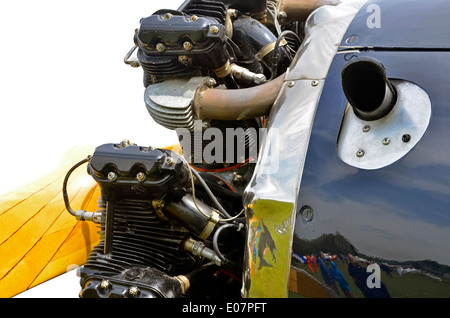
[193,73,286,121]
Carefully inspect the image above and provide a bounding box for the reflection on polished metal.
[242,2,364,298]
[292,232,450,298]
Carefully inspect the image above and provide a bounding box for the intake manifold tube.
[193,73,286,121]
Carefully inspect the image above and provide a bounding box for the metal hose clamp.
[199,209,220,240]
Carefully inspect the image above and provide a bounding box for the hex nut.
[183,41,193,51]
[156,43,166,53]
[128,286,140,297]
[210,25,219,34]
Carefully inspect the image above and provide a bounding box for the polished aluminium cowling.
[243,0,366,297]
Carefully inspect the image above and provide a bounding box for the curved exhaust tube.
[280,0,342,22]
[341,57,397,121]
[193,73,286,121]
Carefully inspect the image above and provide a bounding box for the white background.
[0,0,180,297]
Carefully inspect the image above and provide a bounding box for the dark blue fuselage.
[293,0,450,297]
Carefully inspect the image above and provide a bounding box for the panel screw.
[156,43,166,53]
[402,134,411,143]
[136,172,146,182]
[300,205,314,223]
[100,280,111,289]
[107,172,117,182]
[210,25,219,35]
[356,149,365,157]
[311,80,319,87]
[288,81,295,87]
[382,137,391,145]
[183,41,192,51]
[190,15,198,21]
[166,157,175,166]
[128,286,140,297]
[363,125,371,132]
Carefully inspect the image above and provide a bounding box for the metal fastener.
[115,139,131,149]
[288,81,295,87]
[166,157,175,166]
[178,55,192,67]
[190,15,198,21]
[165,13,173,20]
[107,172,117,182]
[382,137,391,145]
[183,41,193,51]
[278,11,287,20]
[206,77,217,88]
[210,25,219,35]
[300,205,314,223]
[232,173,244,185]
[156,43,166,53]
[356,149,365,157]
[136,172,146,182]
[311,80,319,87]
[153,199,164,209]
[128,286,140,297]
[140,145,155,152]
[402,134,411,143]
[100,280,110,289]
[201,121,210,130]
[363,125,371,132]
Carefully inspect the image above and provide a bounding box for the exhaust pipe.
[341,57,397,121]
[193,73,286,121]
[279,0,342,22]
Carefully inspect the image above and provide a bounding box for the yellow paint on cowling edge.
[0,146,101,298]
[245,199,295,298]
